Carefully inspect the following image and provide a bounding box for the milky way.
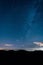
[0,0,43,49]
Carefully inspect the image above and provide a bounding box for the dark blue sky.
[0,0,43,48]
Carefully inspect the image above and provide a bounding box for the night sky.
[0,0,43,49]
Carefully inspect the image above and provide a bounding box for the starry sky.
[0,0,43,49]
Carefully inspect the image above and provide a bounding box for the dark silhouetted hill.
[0,50,43,64]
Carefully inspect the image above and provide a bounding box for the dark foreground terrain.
[0,50,43,64]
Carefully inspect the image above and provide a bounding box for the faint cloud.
[4,44,13,47]
[33,42,43,47]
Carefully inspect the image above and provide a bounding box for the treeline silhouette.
[0,50,43,63]
[0,50,43,56]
